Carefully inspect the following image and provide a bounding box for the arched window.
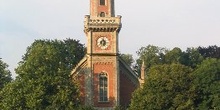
[100,0,105,5]
[100,12,105,17]
[99,72,108,102]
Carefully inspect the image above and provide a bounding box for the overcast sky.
[1,0,220,77]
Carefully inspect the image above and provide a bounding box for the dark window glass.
[100,0,105,5]
[99,73,108,102]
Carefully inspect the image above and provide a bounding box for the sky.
[1,0,220,77]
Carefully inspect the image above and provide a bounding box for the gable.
[71,56,88,77]
[118,57,140,86]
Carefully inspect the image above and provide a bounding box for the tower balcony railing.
[84,15,122,32]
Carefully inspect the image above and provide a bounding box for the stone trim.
[118,57,139,79]
[84,15,122,32]
[71,56,88,76]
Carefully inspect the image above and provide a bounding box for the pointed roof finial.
[139,60,145,87]
[141,60,145,80]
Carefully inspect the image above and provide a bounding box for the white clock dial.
[97,37,109,49]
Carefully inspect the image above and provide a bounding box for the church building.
[71,0,144,109]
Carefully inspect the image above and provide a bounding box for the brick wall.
[76,73,86,104]
[119,70,137,107]
[93,62,115,107]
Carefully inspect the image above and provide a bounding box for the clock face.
[97,37,110,50]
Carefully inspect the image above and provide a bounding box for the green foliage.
[198,45,220,59]
[135,45,167,73]
[137,45,166,67]
[129,64,195,110]
[130,45,220,109]
[136,46,204,72]
[193,58,220,109]
[0,79,29,109]
[0,58,12,90]
[180,48,204,68]
[120,53,134,67]
[164,47,182,64]
[77,105,96,110]
[114,105,126,110]
[0,39,85,109]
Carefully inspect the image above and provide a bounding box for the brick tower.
[71,0,140,109]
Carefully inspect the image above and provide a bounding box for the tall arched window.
[100,12,105,17]
[100,0,105,5]
[99,72,108,102]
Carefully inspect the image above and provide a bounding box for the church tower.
[85,0,121,55]
[71,0,140,109]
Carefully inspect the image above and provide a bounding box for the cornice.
[84,15,122,32]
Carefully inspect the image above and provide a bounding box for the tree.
[164,47,182,64]
[0,79,28,109]
[159,47,204,68]
[198,45,220,59]
[120,53,134,67]
[136,46,204,70]
[129,64,195,110]
[180,48,204,68]
[0,39,85,109]
[0,58,12,90]
[135,45,167,73]
[193,58,220,109]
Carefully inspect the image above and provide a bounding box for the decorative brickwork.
[93,62,115,107]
